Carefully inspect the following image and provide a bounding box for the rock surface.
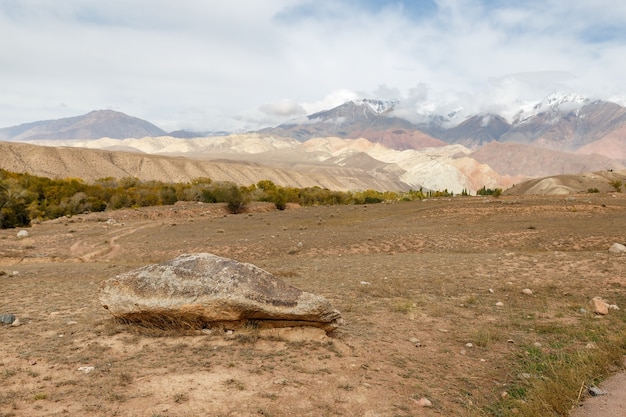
[99,253,343,332]
[590,297,610,315]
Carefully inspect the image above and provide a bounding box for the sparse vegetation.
[224,378,246,391]
[31,392,48,401]
[487,329,626,416]
[610,179,623,192]
[173,391,189,403]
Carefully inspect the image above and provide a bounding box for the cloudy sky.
[2,0,626,132]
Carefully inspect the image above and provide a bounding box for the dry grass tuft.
[484,315,626,416]
[107,312,212,336]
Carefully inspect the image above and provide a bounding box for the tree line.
[0,169,454,229]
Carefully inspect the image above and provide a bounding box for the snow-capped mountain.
[353,98,398,114]
[512,92,590,125]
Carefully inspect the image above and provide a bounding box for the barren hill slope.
[503,170,626,195]
[471,142,624,178]
[0,141,407,191]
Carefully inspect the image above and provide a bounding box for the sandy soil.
[1,194,626,416]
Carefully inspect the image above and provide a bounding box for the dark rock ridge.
[99,253,343,333]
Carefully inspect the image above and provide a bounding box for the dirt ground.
[1,194,626,417]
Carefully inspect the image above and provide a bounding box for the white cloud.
[259,100,305,117]
[300,90,359,114]
[1,0,626,131]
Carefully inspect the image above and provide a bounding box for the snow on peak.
[536,92,589,111]
[514,92,590,124]
[353,98,398,114]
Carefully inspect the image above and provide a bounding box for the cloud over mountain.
[2,1,626,132]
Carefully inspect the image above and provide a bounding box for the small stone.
[66,321,78,325]
[360,281,371,285]
[412,397,432,407]
[77,366,94,374]
[460,349,466,355]
[11,318,21,327]
[522,288,533,295]
[501,391,509,399]
[465,343,473,348]
[16,230,29,238]
[409,337,419,344]
[533,342,542,347]
[0,313,16,325]
[590,297,609,315]
[608,243,626,254]
[495,301,504,307]
[488,288,494,294]
[579,308,588,314]
[609,304,620,310]
[588,386,608,396]
[585,342,597,349]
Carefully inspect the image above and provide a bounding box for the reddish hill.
[471,141,624,177]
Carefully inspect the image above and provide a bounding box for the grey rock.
[588,386,608,396]
[0,314,16,325]
[16,230,29,238]
[99,253,343,333]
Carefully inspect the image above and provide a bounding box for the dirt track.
[1,194,626,416]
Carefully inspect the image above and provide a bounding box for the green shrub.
[609,180,623,192]
[0,169,458,227]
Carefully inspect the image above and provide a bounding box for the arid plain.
[1,194,626,416]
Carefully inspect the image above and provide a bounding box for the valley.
[1,195,625,416]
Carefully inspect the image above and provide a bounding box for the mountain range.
[262,94,626,159]
[0,93,625,194]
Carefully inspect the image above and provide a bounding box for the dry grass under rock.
[1,195,626,416]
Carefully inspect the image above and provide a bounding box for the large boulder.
[99,253,343,333]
